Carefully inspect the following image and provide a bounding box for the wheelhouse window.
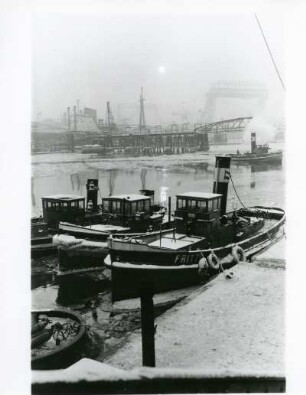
[130,201,137,214]
[177,198,187,209]
[144,199,150,212]
[137,200,144,212]
[71,201,78,208]
[112,200,122,214]
[103,200,110,212]
[188,199,197,209]
[207,199,213,211]
[198,200,207,211]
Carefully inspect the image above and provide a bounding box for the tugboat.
[54,183,168,276]
[105,156,285,301]
[228,133,283,164]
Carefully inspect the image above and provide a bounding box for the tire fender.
[207,252,220,270]
[198,256,208,276]
[231,245,246,263]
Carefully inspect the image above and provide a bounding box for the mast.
[139,87,146,133]
[106,101,115,135]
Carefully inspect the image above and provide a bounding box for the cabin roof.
[176,192,222,200]
[104,194,151,202]
[42,194,85,201]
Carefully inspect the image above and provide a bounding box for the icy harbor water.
[31,143,285,366]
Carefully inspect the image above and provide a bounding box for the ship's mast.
[106,101,116,134]
[139,87,146,133]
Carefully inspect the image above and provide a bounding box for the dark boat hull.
[106,207,285,301]
[57,244,108,276]
[229,152,282,164]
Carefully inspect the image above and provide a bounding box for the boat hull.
[55,228,173,277]
[106,207,285,301]
[229,152,282,164]
[57,244,108,276]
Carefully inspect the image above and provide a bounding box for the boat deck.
[148,234,204,250]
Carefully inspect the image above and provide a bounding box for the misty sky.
[32,11,285,127]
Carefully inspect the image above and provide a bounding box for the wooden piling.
[140,283,156,367]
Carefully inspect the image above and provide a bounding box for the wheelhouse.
[102,194,151,217]
[42,195,85,229]
[175,192,223,238]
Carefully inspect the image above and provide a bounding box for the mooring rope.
[229,172,247,209]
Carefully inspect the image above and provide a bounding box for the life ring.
[231,245,246,263]
[207,253,220,270]
[198,256,208,276]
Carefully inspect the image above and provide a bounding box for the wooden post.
[168,196,171,223]
[140,283,156,367]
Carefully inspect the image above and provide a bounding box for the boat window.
[198,200,207,211]
[71,201,78,208]
[208,199,213,211]
[188,199,197,209]
[177,198,186,209]
[79,200,84,209]
[112,201,122,214]
[217,198,221,209]
[103,200,110,212]
[212,199,220,211]
[50,202,58,210]
[131,201,137,214]
[144,199,150,211]
[138,200,144,212]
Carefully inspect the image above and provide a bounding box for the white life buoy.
[231,245,246,263]
[207,252,220,270]
[198,256,208,276]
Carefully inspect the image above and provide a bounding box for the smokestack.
[251,132,257,154]
[213,156,231,216]
[86,179,99,211]
[73,106,77,130]
[67,107,71,130]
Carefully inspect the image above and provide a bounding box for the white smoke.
[247,93,285,143]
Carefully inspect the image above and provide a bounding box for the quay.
[32,246,285,394]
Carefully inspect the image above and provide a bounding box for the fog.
[32,11,285,129]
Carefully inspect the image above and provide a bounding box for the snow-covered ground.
[106,261,285,374]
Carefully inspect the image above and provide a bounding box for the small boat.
[228,133,283,164]
[105,156,285,301]
[31,309,86,370]
[54,188,168,276]
[31,217,57,257]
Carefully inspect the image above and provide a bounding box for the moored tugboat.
[105,156,285,301]
[228,133,283,164]
[54,186,168,277]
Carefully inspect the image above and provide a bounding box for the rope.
[229,173,247,209]
[254,13,286,92]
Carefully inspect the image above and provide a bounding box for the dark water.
[31,142,285,310]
